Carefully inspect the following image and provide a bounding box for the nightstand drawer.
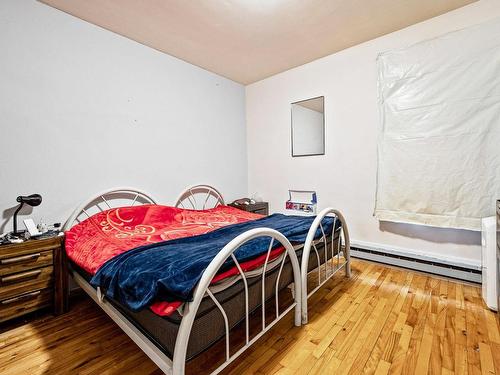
[0,266,54,300]
[0,236,67,322]
[0,250,53,276]
[0,289,52,323]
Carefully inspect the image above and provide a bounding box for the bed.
[63,185,350,374]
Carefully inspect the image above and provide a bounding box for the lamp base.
[9,230,27,238]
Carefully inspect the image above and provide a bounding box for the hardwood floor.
[0,259,498,374]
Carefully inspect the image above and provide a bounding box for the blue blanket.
[91,213,337,312]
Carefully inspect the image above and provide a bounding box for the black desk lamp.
[13,194,42,236]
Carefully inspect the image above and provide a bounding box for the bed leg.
[301,300,308,325]
[300,268,308,325]
[287,283,302,326]
[345,246,351,278]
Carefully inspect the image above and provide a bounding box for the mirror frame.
[290,96,325,157]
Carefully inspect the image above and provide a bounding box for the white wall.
[0,0,247,233]
[2,0,496,268]
[292,105,324,156]
[246,0,500,267]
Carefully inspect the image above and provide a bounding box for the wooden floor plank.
[0,259,498,375]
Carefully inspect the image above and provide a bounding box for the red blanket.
[65,204,281,316]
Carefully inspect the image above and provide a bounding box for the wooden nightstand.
[0,235,68,323]
[229,202,269,216]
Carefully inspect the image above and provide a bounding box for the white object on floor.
[481,216,497,311]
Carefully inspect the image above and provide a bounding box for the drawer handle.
[1,269,43,284]
[1,290,41,305]
[0,253,41,265]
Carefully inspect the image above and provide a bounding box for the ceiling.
[39,0,476,84]
[295,97,324,113]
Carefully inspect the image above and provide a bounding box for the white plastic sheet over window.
[375,17,500,230]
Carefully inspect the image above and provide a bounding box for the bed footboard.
[300,208,350,324]
[172,228,302,375]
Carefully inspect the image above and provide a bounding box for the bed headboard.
[174,184,225,210]
[64,187,157,231]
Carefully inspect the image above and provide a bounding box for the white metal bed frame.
[64,187,302,375]
[174,185,351,324]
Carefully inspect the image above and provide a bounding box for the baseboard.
[350,240,481,283]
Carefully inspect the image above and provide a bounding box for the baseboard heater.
[350,246,481,283]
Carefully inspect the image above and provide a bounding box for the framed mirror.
[291,96,325,157]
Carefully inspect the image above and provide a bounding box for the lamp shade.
[16,194,42,207]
